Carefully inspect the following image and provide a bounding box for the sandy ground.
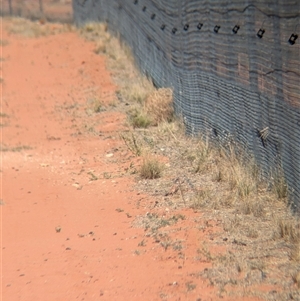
[0,17,281,301]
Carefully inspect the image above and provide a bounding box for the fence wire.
[73,0,300,210]
[2,0,299,210]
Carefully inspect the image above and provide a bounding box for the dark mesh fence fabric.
[82,1,299,209]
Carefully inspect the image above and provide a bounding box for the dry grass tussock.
[78,21,300,300]
[144,88,174,125]
[140,155,163,179]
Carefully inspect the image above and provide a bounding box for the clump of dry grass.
[190,190,213,209]
[80,22,109,41]
[86,97,105,114]
[140,156,163,179]
[272,171,289,199]
[128,108,152,128]
[5,17,73,37]
[276,218,300,243]
[144,88,174,125]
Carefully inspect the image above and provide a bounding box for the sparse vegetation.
[1,15,298,300]
[120,132,143,156]
[144,88,174,125]
[86,97,104,114]
[87,171,98,181]
[0,39,9,46]
[185,281,197,292]
[5,17,73,37]
[129,109,152,128]
[140,156,162,179]
[1,144,32,152]
[55,19,300,299]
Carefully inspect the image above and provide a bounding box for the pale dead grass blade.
[144,88,174,125]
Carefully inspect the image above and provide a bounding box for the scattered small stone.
[232,239,247,246]
[105,153,113,158]
[66,247,71,250]
[55,226,61,233]
[72,183,82,190]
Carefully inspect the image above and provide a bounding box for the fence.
[73,0,300,210]
[2,0,299,210]
[0,0,73,22]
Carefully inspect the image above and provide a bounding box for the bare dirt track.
[0,18,221,301]
[1,17,296,301]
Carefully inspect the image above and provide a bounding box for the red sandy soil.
[1,19,264,301]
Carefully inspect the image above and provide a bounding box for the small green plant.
[185,281,197,292]
[134,250,141,255]
[86,97,104,114]
[87,171,98,181]
[138,240,146,247]
[140,157,162,179]
[130,110,151,128]
[197,246,214,262]
[161,240,172,251]
[120,132,142,156]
